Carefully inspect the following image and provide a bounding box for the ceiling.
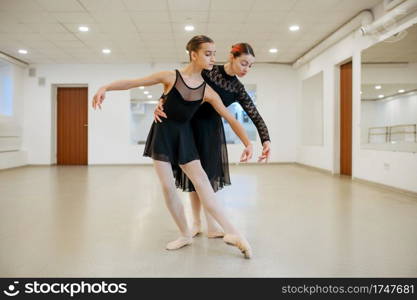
[362,22,417,63]
[0,0,382,64]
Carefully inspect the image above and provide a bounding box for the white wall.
[229,64,297,163]
[301,71,323,146]
[295,7,417,192]
[0,60,27,169]
[23,63,297,165]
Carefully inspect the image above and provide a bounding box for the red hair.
[230,43,255,58]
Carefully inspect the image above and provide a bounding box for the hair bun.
[230,42,255,58]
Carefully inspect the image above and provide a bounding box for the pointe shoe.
[166,236,192,250]
[207,231,225,238]
[223,234,252,259]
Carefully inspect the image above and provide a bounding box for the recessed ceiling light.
[139,86,144,89]
[18,49,28,54]
[144,91,149,95]
[289,25,300,31]
[375,85,382,89]
[398,89,405,93]
[269,48,278,53]
[378,94,384,98]
[102,49,111,54]
[78,26,89,32]
[147,95,152,99]
[184,25,194,32]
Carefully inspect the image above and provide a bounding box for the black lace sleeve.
[237,84,271,144]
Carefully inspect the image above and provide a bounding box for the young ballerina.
[92,35,253,258]
[154,43,271,238]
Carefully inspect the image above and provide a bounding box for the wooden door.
[57,87,88,165]
[340,62,352,176]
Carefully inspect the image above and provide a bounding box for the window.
[0,60,13,116]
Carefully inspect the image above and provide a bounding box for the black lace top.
[202,65,270,144]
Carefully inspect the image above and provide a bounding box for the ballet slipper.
[223,234,252,259]
[166,236,193,250]
[207,231,225,238]
[191,223,202,238]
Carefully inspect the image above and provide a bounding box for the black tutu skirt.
[143,119,200,166]
[173,103,231,192]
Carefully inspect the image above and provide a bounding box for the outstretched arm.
[204,87,253,162]
[92,71,174,110]
[237,85,270,144]
[237,85,271,162]
[104,71,172,91]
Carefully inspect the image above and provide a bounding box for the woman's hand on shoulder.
[153,97,167,123]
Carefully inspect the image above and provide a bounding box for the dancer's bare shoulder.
[150,70,176,86]
[203,84,221,104]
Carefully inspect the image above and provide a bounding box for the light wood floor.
[0,164,416,277]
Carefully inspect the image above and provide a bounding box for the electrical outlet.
[384,162,390,170]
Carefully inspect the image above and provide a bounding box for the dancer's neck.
[223,63,236,76]
[181,63,203,80]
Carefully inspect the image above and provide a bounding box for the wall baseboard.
[0,151,27,170]
[295,162,417,198]
[352,177,417,198]
[294,162,333,175]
